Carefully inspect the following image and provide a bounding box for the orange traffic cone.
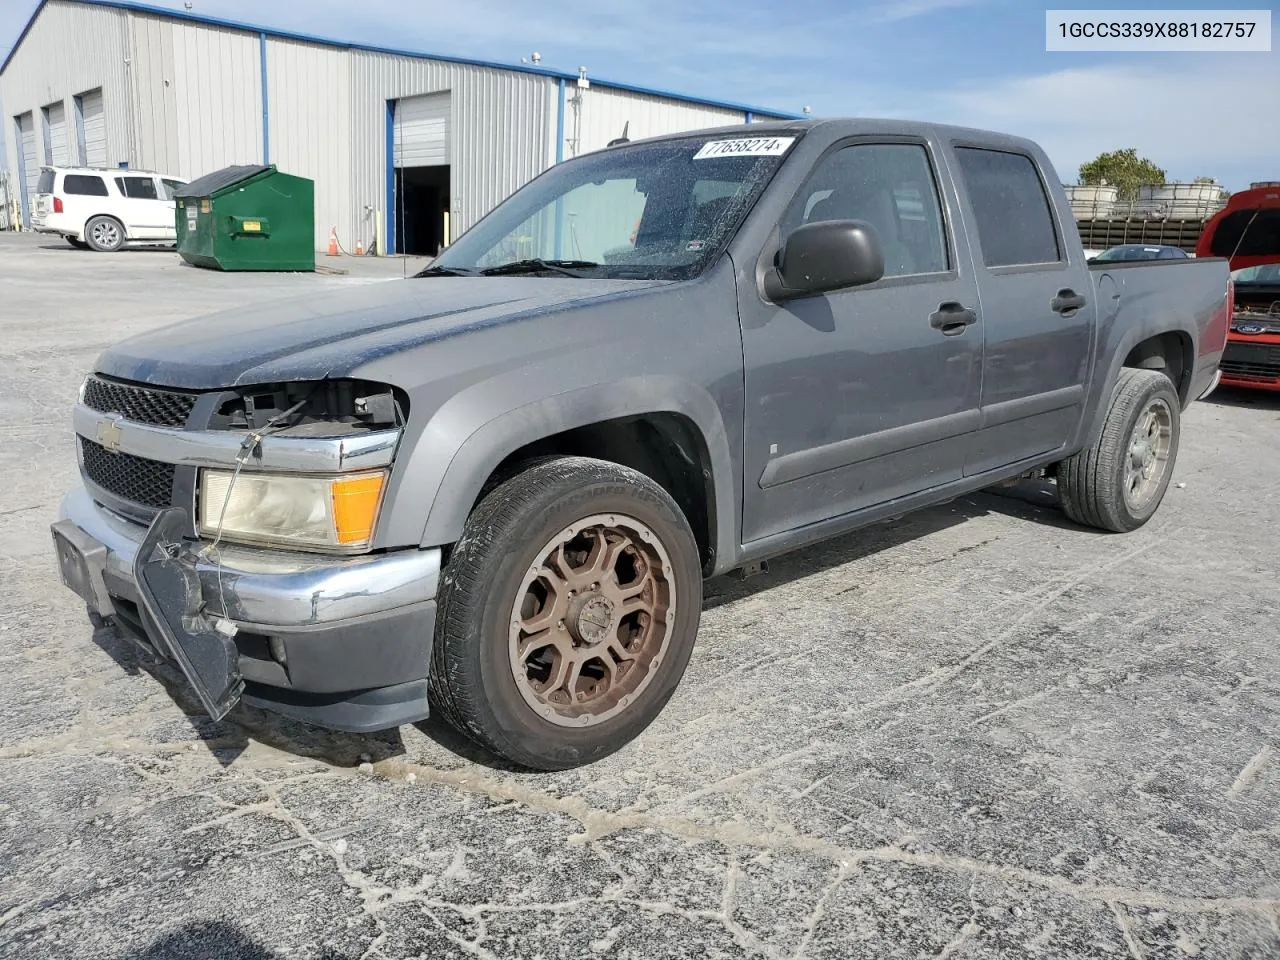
[355,239,364,256]
[327,227,338,257]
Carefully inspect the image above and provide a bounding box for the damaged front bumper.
[52,482,440,732]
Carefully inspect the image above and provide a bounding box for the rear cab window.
[36,169,55,194]
[63,174,109,196]
[953,147,1061,268]
[159,179,185,201]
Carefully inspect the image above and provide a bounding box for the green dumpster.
[174,164,315,271]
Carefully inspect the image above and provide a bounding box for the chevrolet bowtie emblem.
[96,416,124,452]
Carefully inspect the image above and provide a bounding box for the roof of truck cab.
[607,118,1044,154]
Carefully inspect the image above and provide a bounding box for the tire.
[430,456,702,770]
[65,236,90,250]
[1058,368,1181,532]
[84,215,125,252]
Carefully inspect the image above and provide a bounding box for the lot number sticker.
[693,136,796,160]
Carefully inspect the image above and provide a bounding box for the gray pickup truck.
[52,119,1230,769]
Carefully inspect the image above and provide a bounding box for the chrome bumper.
[58,482,440,628]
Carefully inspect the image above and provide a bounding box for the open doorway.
[395,165,451,256]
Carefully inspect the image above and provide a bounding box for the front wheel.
[1058,368,1181,532]
[430,457,702,770]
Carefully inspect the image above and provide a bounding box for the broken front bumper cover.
[52,483,440,731]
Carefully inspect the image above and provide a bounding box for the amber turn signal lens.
[331,472,386,545]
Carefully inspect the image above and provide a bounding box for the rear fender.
[1075,318,1200,450]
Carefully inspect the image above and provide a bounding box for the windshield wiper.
[479,258,599,278]
[413,264,476,278]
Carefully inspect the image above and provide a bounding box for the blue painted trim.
[259,32,269,164]
[744,111,753,124]
[1,0,803,119]
[385,100,396,255]
[555,78,565,165]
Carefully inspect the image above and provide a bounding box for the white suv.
[31,167,188,252]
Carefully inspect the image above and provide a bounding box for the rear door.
[739,136,983,542]
[947,144,1094,475]
[62,173,111,236]
[113,174,168,237]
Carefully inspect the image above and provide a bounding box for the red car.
[1198,185,1280,391]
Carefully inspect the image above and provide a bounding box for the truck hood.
[95,276,666,390]
[1196,184,1280,272]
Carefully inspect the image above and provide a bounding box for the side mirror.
[764,220,885,301]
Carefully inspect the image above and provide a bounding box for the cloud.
[869,0,985,23]
[873,53,1280,189]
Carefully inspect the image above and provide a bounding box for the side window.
[160,179,185,201]
[784,143,949,277]
[114,175,158,200]
[954,147,1061,267]
[63,174,108,196]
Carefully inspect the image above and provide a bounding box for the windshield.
[1232,264,1280,283]
[428,133,798,281]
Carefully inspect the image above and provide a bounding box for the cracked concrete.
[1,232,1278,959]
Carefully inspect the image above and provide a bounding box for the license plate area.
[51,520,115,616]
[133,508,243,720]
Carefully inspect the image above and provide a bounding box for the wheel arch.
[379,377,737,575]
[1076,320,1200,453]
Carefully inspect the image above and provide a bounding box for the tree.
[1078,148,1167,200]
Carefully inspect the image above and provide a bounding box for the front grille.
[83,375,197,428]
[79,437,175,508]
[1221,342,1280,381]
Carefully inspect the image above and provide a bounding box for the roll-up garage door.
[16,113,38,223]
[79,89,106,167]
[393,92,450,167]
[44,102,69,166]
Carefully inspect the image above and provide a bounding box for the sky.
[1,0,1278,189]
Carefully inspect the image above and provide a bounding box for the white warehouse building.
[1,0,797,253]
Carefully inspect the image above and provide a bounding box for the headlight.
[198,469,387,552]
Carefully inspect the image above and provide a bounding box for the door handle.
[930,301,978,336]
[1051,289,1087,314]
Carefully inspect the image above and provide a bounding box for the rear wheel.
[430,457,702,770]
[1058,368,1180,532]
[65,236,90,250]
[85,216,125,252]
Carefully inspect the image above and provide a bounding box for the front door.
[946,146,1095,474]
[739,139,983,543]
[114,174,170,238]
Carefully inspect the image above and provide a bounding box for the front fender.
[376,375,737,568]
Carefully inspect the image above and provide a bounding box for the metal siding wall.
[127,15,178,174]
[349,51,555,241]
[0,0,130,185]
[570,86,745,158]
[266,39,352,251]
[165,20,262,179]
